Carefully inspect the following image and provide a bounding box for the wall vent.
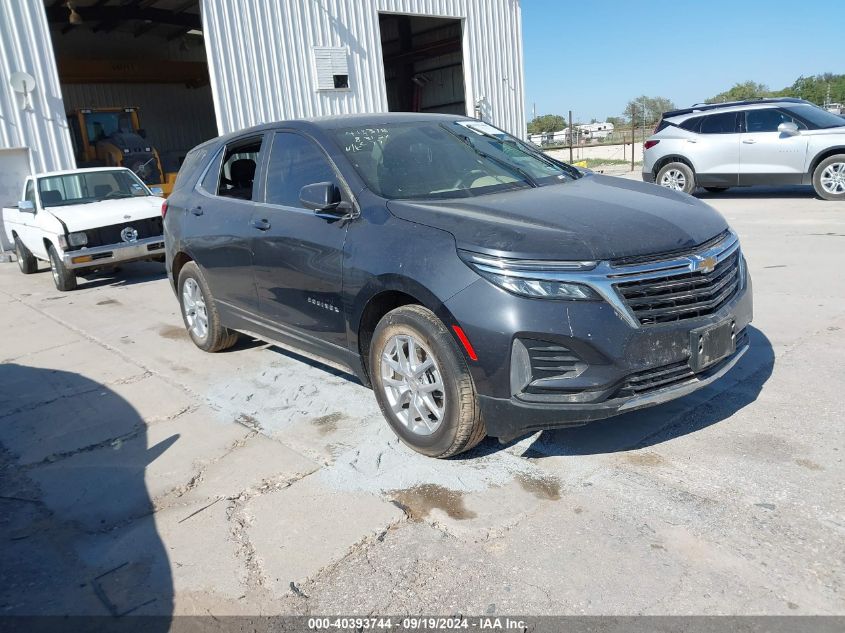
[313,47,349,90]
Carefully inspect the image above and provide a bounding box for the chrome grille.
[612,234,742,326]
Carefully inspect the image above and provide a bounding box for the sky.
[521,0,845,122]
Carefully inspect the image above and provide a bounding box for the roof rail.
[662,97,811,119]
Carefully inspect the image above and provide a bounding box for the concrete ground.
[1,183,843,618]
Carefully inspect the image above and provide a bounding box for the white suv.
[642,98,845,201]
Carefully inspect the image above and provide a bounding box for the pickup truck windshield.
[37,170,149,207]
[333,120,580,200]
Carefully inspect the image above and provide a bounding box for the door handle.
[251,218,271,231]
[190,206,203,216]
[742,139,757,144]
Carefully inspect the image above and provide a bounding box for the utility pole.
[568,110,573,164]
[631,105,636,172]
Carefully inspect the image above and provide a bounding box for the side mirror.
[17,200,35,213]
[150,187,164,196]
[299,182,344,214]
[778,121,800,136]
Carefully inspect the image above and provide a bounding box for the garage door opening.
[44,0,217,193]
[379,14,466,116]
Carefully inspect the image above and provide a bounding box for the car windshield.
[37,170,150,207]
[783,104,845,129]
[332,120,580,200]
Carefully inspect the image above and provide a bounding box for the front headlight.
[68,231,88,247]
[459,250,601,300]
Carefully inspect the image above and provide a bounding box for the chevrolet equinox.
[164,114,753,458]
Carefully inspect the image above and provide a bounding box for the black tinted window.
[679,116,704,133]
[745,109,803,133]
[700,112,737,134]
[265,132,338,208]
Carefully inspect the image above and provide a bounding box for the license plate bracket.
[689,318,736,372]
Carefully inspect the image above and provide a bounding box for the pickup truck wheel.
[177,261,238,352]
[47,244,77,291]
[656,162,696,194]
[813,154,845,201]
[370,305,486,458]
[14,237,38,274]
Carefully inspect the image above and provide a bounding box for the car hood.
[46,196,163,232]
[385,174,729,261]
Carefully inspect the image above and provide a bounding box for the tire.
[656,161,696,194]
[812,154,845,201]
[47,244,77,291]
[370,305,486,458]
[14,236,37,274]
[177,261,238,352]
[704,187,729,193]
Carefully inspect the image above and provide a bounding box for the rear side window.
[264,132,339,208]
[204,137,264,201]
[700,112,738,134]
[679,116,704,133]
[175,146,209,191]
[745,109,805,133]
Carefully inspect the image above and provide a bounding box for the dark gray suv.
[164,113,753,458]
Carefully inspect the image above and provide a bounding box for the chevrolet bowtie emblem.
[694,256,717,274]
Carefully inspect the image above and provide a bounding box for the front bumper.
[444,239,753,441]
[62,236,165,269]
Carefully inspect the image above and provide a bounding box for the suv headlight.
[459,250,600,300]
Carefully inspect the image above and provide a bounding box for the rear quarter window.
[679,116,704,133]
[173,146,211,191]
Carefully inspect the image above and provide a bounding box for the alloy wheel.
[182,278,209,340]
[820,162,845,195]
[380,334,446,436]
[660,169,686,191]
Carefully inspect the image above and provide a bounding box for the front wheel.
[177,261,238,352]
[47,244,77,291]
[656,162,696,194]
[14,237,37,274]
[370,305,485,458]
[813,154,845,201]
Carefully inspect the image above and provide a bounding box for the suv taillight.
[644,140,660,150]
[161,199,169,218]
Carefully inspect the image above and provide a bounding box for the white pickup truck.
[2,167,166,291]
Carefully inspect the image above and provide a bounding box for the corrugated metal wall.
[202,0,525,137]
[0,0,75,173]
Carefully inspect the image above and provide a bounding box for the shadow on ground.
[0,364,173,626]
[466,326,774,459]
[695,185,818,200]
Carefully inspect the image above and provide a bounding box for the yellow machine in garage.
[66,107,177,195]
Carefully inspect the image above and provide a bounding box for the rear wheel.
[14,237,37,274]
[704,187,729,193]
[813,154,845,201]
[656,162,696,194]
[177,261,238,352]
[47,244,77,291]
[370,305,485,458]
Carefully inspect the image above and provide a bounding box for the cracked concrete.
[1,186,843,616]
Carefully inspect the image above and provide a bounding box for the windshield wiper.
[442,126,538,188]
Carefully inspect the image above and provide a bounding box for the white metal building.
[0,0,525,183]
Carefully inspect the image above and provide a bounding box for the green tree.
[780,73,845,104]
[527,114,566,134]
[623,96,676,125]
[706,81,771,103]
